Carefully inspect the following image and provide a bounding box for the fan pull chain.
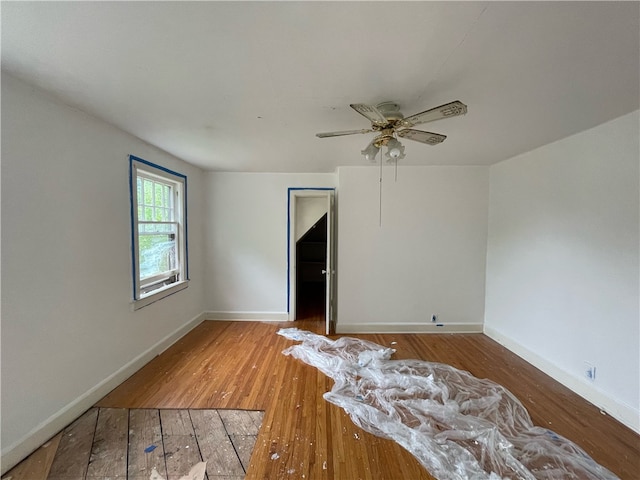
[379,147,383,227]
[393,133,399,182]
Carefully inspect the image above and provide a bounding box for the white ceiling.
[2,1,638,173]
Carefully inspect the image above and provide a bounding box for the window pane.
[154,207,165,222]
[155,183,163,206]
[138,224,177,279]
[164,186,171,212]
[144,206,153,221]
[143,179,152,205]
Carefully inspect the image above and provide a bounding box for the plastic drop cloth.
[278,328,618,480]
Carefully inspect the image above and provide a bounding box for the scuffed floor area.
[279,328,618,480]
[20,408,263,480]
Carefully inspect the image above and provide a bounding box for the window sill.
[131,280,189,311]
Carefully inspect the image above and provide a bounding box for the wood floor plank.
[189,409,245,477]
[160,409,195,436]
[1,433,62,480]
[247,411,264,430]
[218,410,262,436]
[159,410,203,480]
[128,409,167,480]
[228,435,258,473]
[85,408,128,479]
[47,408,98,480]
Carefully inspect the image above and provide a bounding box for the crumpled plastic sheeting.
[278,328,618,480]
[150,462,207,480]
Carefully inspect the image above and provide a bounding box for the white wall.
[484,111,640,431]
[203,172,335,319]
[1,74,206,471]
[336,166,489,333]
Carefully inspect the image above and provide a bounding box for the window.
[129,155,188,309]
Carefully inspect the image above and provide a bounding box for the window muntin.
[129,156,188,307]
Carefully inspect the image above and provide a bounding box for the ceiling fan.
[316,100,467,162]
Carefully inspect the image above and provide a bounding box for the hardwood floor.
[4,318,639,479]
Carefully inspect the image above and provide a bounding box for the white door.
[324,191,335,335]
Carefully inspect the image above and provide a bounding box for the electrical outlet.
[584,362,596,381]
[431,314,438,322]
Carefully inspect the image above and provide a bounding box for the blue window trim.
[286,187,335,313]
[129,155,189,302]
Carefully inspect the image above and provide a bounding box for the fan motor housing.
[376,102,404,121]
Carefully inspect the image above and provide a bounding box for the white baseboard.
[204,311,289,322]
[336,322,483,334]
[0,311,206,475]
[484,326,640,434]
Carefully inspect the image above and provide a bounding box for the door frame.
[287,187,336,332]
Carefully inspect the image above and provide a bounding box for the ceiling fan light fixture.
[385,138,405,161]
[361,142,380,162]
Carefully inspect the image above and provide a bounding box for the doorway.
[295,213,327,321]
[287,188,335,334]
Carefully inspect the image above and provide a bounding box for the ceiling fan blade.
[400,100,467,128]
[316,128,373,138]
[397,129,447,145]
[350,103,388,126]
